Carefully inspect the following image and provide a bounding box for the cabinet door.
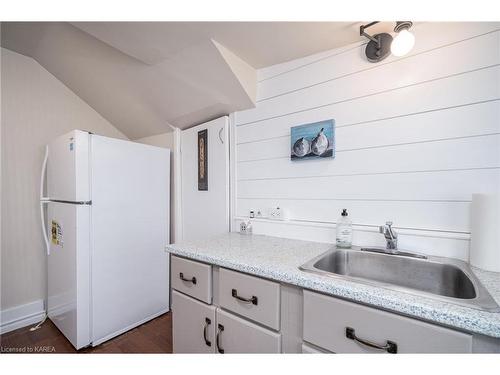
[172,291,216,353]
[215,309,281,354]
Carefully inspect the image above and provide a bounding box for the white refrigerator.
[40,130,170,349]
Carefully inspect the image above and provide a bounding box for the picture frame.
[290,119,335,161]
[198,129,208,190]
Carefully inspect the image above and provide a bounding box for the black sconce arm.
[359,21,381,45]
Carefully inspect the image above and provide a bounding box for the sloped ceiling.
[1,22,258,139]
[72,22,367,68]
[1,21,387,139]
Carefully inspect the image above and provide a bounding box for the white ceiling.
[72,22,370,68]
[1,21,393,139]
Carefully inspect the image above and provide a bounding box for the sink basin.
[300,247,500,312]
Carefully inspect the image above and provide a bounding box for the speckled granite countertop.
[166,233,500,338]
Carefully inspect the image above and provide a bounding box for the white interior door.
[180,116,229,241]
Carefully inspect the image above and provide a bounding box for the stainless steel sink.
[300,247,500,312]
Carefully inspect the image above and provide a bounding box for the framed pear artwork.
[290,120,335,160]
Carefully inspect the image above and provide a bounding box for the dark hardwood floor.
[0,312,172,354]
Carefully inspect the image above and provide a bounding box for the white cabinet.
[171,261,283,354]
[172,289,281,354]
[219,268,280,330]
[171,255,212,304]
[172,290,216,353]
[171,256,485,354]
[303,290,473,354]
[215,309,281,354]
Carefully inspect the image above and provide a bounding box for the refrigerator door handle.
[40,202,50,255]
[40,145,50,255]
[40,145,50,201]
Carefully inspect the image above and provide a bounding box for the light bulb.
[390,29,415,57]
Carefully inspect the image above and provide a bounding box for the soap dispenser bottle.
[336,209,352,248]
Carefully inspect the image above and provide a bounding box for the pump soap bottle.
[336,209,353,248]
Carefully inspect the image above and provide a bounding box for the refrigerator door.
[90,134,170,346]
[47,202,91,350]
[47,130,90,202]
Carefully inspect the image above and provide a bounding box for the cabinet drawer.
[219,268,280,330]
[216,309,281,353]
[171,256,212,304]
[303,290,472,353]
[172,291,216,353]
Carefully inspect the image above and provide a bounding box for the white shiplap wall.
[233,22,500,261]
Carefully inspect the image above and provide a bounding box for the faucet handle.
[385,221,393,227]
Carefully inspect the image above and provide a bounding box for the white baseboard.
[0,299,45,335]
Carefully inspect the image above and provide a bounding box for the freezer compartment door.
[90,135,170,345]
[47,202,91,350]
[47,130,90,202]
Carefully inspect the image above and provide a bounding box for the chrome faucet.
[361,221,426,259]
[379,221,398,250]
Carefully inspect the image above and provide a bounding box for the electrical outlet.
[269,206,285,220]
[240,220,253,235]
[250,209,263,218]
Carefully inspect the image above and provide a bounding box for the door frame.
[228,113,237,233]
[172,127,183,243]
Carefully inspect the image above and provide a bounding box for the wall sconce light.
[391,22,415,57]
[360,21,414,63]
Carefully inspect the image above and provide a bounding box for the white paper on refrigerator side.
[89,134,170,345]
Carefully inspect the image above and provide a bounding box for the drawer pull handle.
[203,317,211,347]
[216,324,224,354]
[231,289,258,305]
[345,327,397,354]
[179,272,197,285]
